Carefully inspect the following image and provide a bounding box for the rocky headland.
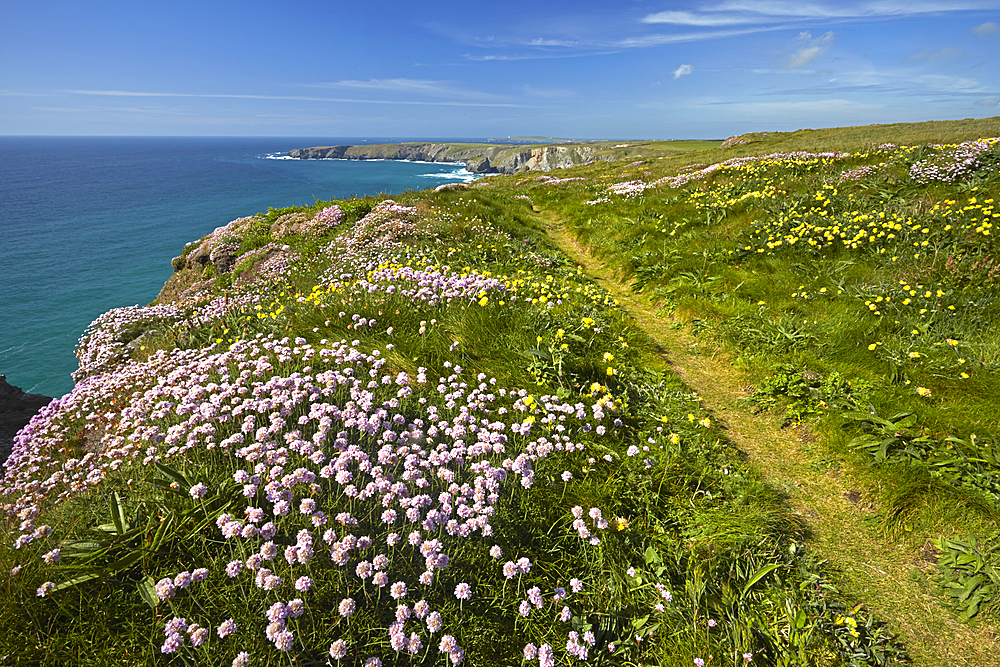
[0,376,51,467]
[287,142,608,174]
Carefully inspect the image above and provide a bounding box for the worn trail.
[539,212,998,667]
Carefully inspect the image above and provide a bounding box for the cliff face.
[0,376,52,467]
[287,143,604,175]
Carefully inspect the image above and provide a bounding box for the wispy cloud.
[520,85,577,99]
[303,78,515,103]
[617,26,785,48]
[700,98,886,116]
[527,38,579,47]
[788,31,834,68]
[35,105,187,115]
[642,1,1000,26]
[305,79,460,94]
[641,10,761,26]
[674,64,695,79]
[62,89,531,108]
[916,74,982,91]
[726,98,882,110]
[464,50,622,61]
[755,65,994,101]
[974,21,999,35]
[974,96,1000,106]
[906,46,966,61]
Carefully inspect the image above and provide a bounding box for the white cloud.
[788,31,834,68]
[974,96,1000,106]
[674,64,694,79]
[641,2,1000,27]
[974,21,999,36]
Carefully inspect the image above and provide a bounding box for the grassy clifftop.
[3,117,1000,666]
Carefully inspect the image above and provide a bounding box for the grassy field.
[2,117,998,666]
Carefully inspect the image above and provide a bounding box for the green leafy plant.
[932,535,1000,619]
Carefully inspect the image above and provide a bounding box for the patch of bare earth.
[541,215,999,667]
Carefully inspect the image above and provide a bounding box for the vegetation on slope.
[537,123,1000,630]
[4,116,999,666]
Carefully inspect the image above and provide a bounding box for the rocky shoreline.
[287,142,606,175]
[0,376,52,468]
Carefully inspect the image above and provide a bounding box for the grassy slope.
[541,214,1000,666]
[2,186,862,667]
[2,117,999,667]
[529,117,1000,664]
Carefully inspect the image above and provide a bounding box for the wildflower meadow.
[5,117,1000,666]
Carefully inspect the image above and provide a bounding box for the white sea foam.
[419,167,480,182]
[265,151,479,182]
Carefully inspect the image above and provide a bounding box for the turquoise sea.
[0,136,480,398]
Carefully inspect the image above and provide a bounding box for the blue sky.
[2,1,998,138]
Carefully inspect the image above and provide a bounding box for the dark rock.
[465,157,498,174]
[0,375,53,469]
[210,243,239,274]
[186,244,212,269]
[288,146,351,159]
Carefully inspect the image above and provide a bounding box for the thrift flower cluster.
[909,138,1000,184]
[2,198,644,665]
[586,151,852,204]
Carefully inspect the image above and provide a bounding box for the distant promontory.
[287,140,722,175]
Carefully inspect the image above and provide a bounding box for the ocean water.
[0,136,481,398]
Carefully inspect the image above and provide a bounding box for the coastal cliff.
[287,142,607,174]
[0,376,51,467]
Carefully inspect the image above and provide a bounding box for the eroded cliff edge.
[287,142,608,174]
[0,376,52,467]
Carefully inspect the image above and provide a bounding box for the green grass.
[534,118,1000,641]
[5,117,1000,666]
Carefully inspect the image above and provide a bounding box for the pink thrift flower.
[217,618,238,638]
[414,599,430,618]
[330,639,348,659]
[454,582,472,600]
[524,643,538,660]
[189,626,209,647]
[339,597,356,617]
[161,633,183,654]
